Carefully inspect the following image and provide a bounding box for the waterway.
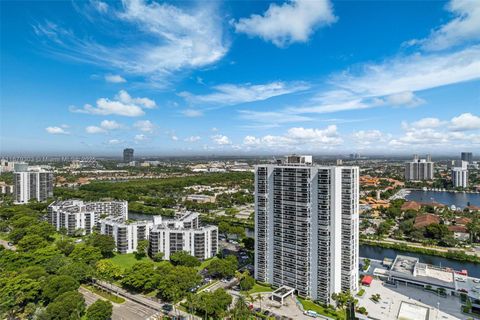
[360,244,480,278]
[405,190,480,209]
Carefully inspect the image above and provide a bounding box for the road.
[80,286,159,320]
[0,239,16,251]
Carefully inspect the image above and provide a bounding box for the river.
[360,244,480,277]
[405,190,480,209]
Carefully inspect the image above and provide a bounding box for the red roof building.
[414,214,440,229]
[361,275,373,286]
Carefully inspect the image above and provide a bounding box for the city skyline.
[1,0,480,155]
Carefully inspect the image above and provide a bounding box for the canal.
[360,244,480,278]
[405,190,480,208]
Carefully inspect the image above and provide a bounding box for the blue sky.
[1,0,479,156]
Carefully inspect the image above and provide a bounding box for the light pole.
[436,301,440,320]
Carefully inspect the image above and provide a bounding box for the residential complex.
[461,152,473,164]
[149,212,218,260]
[254,155,359,305]
[452,160,469,188]
[14,164,54,204]
[404,154,434,181]
[47,200,128,235]
[123,148,134,163]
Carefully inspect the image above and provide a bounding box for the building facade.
[405,154,434,181]
[123,148,134,163]
[254,155,359,305]
[149,212,218,260]
[99,217,153,254]
[461,152,473,164]
[47,200,128,235]
[452,164,468,188]
[14,165,54,204]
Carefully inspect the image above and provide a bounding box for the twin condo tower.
[254,155,359,305]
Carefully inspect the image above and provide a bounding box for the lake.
[405,190,480,209]
[360,244,480,277]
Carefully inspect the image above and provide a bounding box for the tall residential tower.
[14,164,53,204]
[254,155,359,305]
[404,154,434,181]
[123,148,134,163]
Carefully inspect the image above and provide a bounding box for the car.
[162,304,173,312]
[263,310,271,316]
[305,310,319,318]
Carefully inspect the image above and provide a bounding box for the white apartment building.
[99,216,154,254]
[452,161,468,188]
[14,164,54,204]
[149,212,218,260]
[405,154,434,181]
[47,200,128,235]
[254,155,359,305]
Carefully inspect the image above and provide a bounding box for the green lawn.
[245,283,273,294]
[196,256,218,271]
[108,253,151,270]
[298,298,345,320]
[82,285,125,304]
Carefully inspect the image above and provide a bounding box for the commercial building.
[149,212,218,260]
[461,152,473,164]
[254,155,359,305]
[452,160,468,188]
[404,155,434,181]
[0,182,13,195]
[123,148,134,163]
[47,200,128,235]
[14,164,53,204]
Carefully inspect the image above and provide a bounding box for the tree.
[70,244,103,265]
[96,259,123,281]
[239,273,255,291]
[170,251,200,267]
[17,234,48,252]
[86,299,113,320]
[424,223,452,240]
[192,288,232,319]
[58,262,94,283]
[42,291,85,320]
[229,296,252,319]
[135,239,149,258]
[207,255,238,278]
[55,238,75,256]
[152,252,164,262]
[42,275,80,302]
[242,237,254,251]
[0,272,42,318]
[157,265,202,302]
[121,262,159,292]
[87,234,116,257]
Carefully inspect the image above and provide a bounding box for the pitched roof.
[414,214,440,229]
[401,201,421,211]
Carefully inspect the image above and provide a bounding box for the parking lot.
[357,278,465,320]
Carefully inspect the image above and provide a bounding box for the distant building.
[14,164,53,204]
[123,148,134,163]
[451,160,468,188]
[185,194,216,204]
[47,200,128,235]
[100,216,154,254]
[255,155,359,305]
[148,212,218,260]
[404,154,434,181]
[461,152,473,164]
[0,159,15,173]
[0,181,13,195]
[414,214,440,229]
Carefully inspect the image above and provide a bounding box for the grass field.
[298,298,345,320]
[244,283,273,294]
[83,285,125,304]
[108,253,151,270]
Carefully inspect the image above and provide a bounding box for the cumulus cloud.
[407,0,480,51]
[180,81,309,107]
[45,126,69,135]
[70,90,156,117]
[406,117,446,129]
[450,113,480,131]
[351,130,391,146]
[100,120,122,130]
[184,136,201,142]
[105,74,126,83]
[134,134,146,141]
[107,139,121,145]
[182,109,203,118]
[34,0,228,85]
[211,134,231,145]
[234,0,336,47]
[85,126,106,134]
[134,120,155,133]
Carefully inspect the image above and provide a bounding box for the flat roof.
[397,301,429,320]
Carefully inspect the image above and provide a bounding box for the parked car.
[162,304,173,312]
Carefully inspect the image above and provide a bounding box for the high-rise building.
[254,155,359,305]
[461,152,473,164]
[123,148,134,162]
[100,216,153,254]
[149,212,218,260]
[452,160,468,188]
[14,165,53,204]
[404,154,434,181]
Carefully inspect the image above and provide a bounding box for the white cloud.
[180,81,309,106]
[239,110,312,124]
[92,1,108,13]
[182,109,203,117]
[45,126,69,135]
[184,136,201,142]
[408,0,480,51]
[100,120,122,130]
[234,0,336,47]
[70,90,156,117]
[375,91,425,108]
[34,0,228,85]
[171,135,179,141]
[211,134,231,145]
[407,117,446,129]
[351,130,390,146]
[134,134,146,141]
[133,120,155,133]
[105,74,126,83]
[450,113,480,131]
[243,125,342,149]
[108,139,121,145]
[85,126,106,134]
